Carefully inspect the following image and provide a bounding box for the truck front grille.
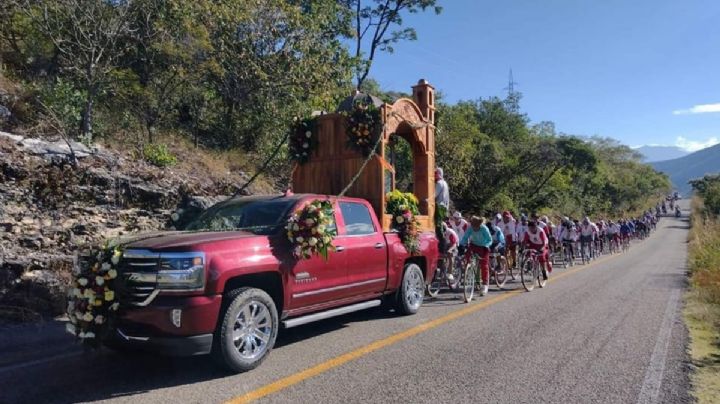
[118,250,160,306]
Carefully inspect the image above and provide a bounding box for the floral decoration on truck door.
[386,190,421,255]
[66,242,122,346]
[289,117,317,164]
[346,101,382,157]
[286,199,337,260]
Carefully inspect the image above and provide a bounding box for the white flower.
[110,302,120,311]
[77,278,88,286]
[305,218,315,226]
[75,311,84,319]
[177,208,185,215]
[171,212,180,222]
[317,225,326,233]
[104,291,115,301]
[84,332,95,339]
[66,323,76,335]
[396,216,405,224]
[101,263,111,271]
[302,152,307,156]
[296,236,304,243]
[305,131,312,138]
[82,312,94,322]
[74,288,82,297]
[293,224,300,231]
[83,289,95,300]
[78,332,86,338]
[108,269,117,279]
[302,142,309,149]
[95,276,105,286]
[94,315,104,324]
[67,301,75,312]
[111,255,120,265]
[308,237,318,246]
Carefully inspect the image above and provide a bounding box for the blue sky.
[366,0,720,151]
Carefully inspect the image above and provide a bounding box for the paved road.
[1,208,692,404]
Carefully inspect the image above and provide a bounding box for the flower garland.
[289,117,317,164]
[286,200,337,260]
[346,101,382,157]
[66,242,122,346]
[386,190,421,255]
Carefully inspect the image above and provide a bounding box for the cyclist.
[607,220,620,252]
[487,220,506,256]
[440,223,459,281]
[523,220,552,277]
[500,211,517,269]
[620,219,632,248]
[579,217,599,260]
[559,218,578,263]
[450,211,469,254]
[459,216,493,296]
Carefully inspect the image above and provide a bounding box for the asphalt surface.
[0,206,692,404]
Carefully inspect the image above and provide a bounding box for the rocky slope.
[0,131,267,323]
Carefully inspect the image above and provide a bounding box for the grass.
[685,197,720,403]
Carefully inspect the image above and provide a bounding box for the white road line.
[637,288,681,404]
[0,351,82,374]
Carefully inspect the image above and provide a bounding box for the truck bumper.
[109,294,222,356]
[110,329,213,356]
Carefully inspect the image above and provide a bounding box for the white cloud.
[673,103,720,115]
[675,136,719,152]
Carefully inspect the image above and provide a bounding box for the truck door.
[336,201,387,297]
[287,200,348,309]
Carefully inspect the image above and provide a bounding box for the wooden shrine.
[291,79,436,232]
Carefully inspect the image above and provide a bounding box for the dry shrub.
[688,200,720,307]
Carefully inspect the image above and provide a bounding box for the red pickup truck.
[108,194,439,372]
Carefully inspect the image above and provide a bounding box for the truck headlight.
[157,253,205,292]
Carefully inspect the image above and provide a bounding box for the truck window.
[340,202,376,236]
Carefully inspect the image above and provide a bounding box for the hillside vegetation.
[652,144,720,194]
[0,1,671,322]
[685,175,720,402]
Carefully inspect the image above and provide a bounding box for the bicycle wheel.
[494,257,508,289]
[448,256,463,291]
[521,257,536,292]
[462,259,476,303]
[537,261,547,288]
[426,267,442,298]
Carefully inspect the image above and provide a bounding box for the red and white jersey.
[524,228,548,248]
[444,228,459,250]
[537,221,551,238]
[450,219,469,241]
[580,222,598,237]
[501,218,516,238]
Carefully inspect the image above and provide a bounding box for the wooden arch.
[292,79,436,232]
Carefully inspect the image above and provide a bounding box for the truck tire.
[211,287,278,373]
[395,263,425,315]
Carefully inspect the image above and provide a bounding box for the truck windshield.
[184,198,296,235]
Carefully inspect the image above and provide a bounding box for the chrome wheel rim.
[405,268,424,310]
[233,300,272,361]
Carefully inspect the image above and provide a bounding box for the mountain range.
[650,143,720,194]
[634,145,689,163]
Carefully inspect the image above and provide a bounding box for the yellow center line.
[227,252,616,404]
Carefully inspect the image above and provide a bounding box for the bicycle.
[520,248,547,292]
[621,234,630,252]
[580,237,593,264]
[488,251,508,289]
[459,251,480,303]
[562,240,575,267]
[426,252,462,298]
